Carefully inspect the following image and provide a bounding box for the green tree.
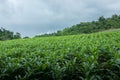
[35,14,120,37]
[14,32,21,39]
[0,27,21,40]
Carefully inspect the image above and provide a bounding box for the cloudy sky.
[0,0,120,37]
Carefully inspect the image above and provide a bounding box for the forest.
[0,27,21,40]
[1,14,120,39]
[35,14,120,37]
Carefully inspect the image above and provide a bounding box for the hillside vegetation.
[0,27,21,40]
[36,14,120,37]
[0,30,120,80]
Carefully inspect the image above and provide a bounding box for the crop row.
[0,31,120,80]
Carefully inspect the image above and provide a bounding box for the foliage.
[23,36,29,39]
[0,27,21,40]
[36,14,120,37]
[0,30,120,80]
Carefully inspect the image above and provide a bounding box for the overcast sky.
[0,0,120,37]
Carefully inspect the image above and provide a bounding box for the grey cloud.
[0,0,120,37]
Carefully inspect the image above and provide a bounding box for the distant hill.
[35,14,120,37]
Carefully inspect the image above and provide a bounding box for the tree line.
[35,14,120,37]
[1,14,120,39]
[0,27,21,41]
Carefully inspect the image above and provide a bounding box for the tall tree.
[0,27,21,40]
